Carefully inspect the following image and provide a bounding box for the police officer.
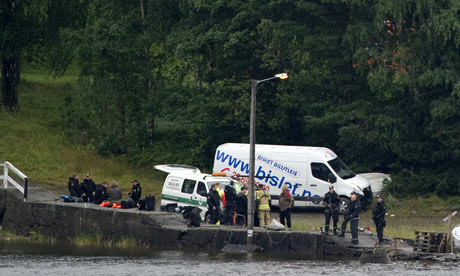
[130,179,142,203]
[81,173,96,203]
[68,174,82,198]
[373,195,387,245]
[207,184,221,224]
[323,184,339,235]
[235,186,248,226]
[224,181,237,225]
[339,192,361,244]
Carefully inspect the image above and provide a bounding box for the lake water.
[1,242,460,276]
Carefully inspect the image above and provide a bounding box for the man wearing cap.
[323,185,339,235]
[130,179,142,203]
[339,192,361,244]
[372,195,386,245]
[82,173,96,203]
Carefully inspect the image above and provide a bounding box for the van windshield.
[327,157,356,180]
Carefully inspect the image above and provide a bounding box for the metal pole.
[24,177,28,202]
[247,79,257,252]
[3,164,8,189]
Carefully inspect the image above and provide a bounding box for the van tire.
[338,197,350,215]
[205,212,212,224]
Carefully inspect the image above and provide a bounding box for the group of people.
[323,184,387,245]
[206,179,387,245]
[67,173,142,206]
[206,181,295,229]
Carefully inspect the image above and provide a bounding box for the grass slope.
[0,67,165,197]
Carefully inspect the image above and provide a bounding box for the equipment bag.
[138,199,146,210]
[145,194,156,211]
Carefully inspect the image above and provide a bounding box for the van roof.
[217,143,337,160]
[168,171,232,182]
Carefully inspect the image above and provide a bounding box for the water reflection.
[0,242,459,276]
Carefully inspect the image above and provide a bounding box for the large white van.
[155,164,238,220]
[212,143,373,212]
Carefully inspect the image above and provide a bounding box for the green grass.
[70,233,142,249]
[0,229,56,243]
[0,66,165,196]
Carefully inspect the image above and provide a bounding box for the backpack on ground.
[61,195,75,203]
[138,199,146,210]
[145,194,155,211]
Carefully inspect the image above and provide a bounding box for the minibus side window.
[182,179,196,194]
[197,182,207,195]
[311,163,333,182]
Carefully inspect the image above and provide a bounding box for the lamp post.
[247,73,288,253]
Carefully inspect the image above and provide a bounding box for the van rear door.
[154,164,201,174]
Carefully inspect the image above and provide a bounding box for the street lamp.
[247,73,288,253]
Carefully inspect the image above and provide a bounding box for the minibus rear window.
[327,157,356,180]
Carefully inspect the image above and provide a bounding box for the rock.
[359,248,390,264]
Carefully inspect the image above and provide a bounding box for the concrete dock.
[0,187,439,260]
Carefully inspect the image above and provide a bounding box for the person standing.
[235,186,248,226]
[82,173,96,203]
[339,192,361,244]
[130,179,142,203]
[224,181,237,225]
[279,184,294,229]
[373,195,387,245]
[207,184,221,224]
[256,184,271,227]
[323,185,340,235]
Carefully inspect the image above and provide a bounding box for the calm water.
[1,242,460,276]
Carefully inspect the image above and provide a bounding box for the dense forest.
[2,0,460,196]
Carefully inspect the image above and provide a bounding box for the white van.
[212,143,373,212]
[155,164,239,220]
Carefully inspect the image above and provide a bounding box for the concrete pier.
[0,188,392,259]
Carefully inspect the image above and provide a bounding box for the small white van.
[212,143,373,212]
[155,164,238,220]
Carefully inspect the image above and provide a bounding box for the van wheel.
[338,197,350,215]
[205,212,212,224]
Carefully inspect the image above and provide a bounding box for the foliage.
[6,0,460,197]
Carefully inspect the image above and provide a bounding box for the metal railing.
[0,161,28,202]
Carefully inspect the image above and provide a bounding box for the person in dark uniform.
[372,195,386,245]
[323,184,339,235]
[129,179,142,203]
[235,186,248,226]
[224,181,237,225]
[207,184,221,224]
[81,173,96,203]
[68,174,82,197]
[339,192,361,244]
[93,181,109,204]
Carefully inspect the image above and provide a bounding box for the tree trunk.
[1,57,20,111]
[140,0,155,144]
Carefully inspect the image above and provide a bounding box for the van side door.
[181,179,197,204]
[193,181,208,207]
[310,162,335,198]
